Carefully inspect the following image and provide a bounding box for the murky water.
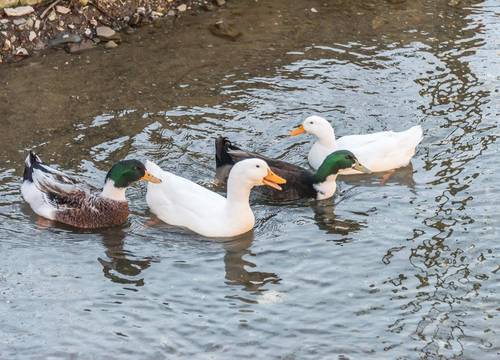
[1,0,499,359]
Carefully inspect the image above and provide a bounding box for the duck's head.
[290,115,333,138]
[105,160,162,188]
[314,150,371,182]
[230,159,287,191]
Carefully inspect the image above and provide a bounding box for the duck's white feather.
[146,160,257,238]
[305,116,423,174]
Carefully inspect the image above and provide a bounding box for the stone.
[68,24,75,29]
[177,4,187,12]
[19,0,42,5]
[15,47,28,56]
[104,40,118,49]
[448,0,460,6]
[48,33,81,47]
[79,0,88,6]
[13,18,26,26]
[56,5,70,14]
[47,10,57,21]
[65,40,93,53]
[28,30,36,41]
[310,8,318,13]
[34,19,40,30]
[0,0,18,9]
[4,6,34,16]
[96,26,119,41]
[151,11,163,18]
[84,28,92,37]
[215,0,225,5]
[90,18,97,26]
[25,17,33,28]
[136,6,145,15]
[208,20,242,41]
[3,38,11,50]
[167,10,175,16]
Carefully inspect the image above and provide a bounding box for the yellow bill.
[262,169,287,191]
[290,124,305,136]
[141,171,162,184]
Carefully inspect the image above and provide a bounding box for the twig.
[40,0,61,19]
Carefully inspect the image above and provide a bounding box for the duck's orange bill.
[290,124,305,136]
[262,169,286,191]
[141,171,162,184]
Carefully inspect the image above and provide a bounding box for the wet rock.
[310,7,318,13]
[0,0,18,9]
[96,26,120,41]
[15,47,28,56]
[65,40,93,54]
[48,33,81,48]
[208,20,242,41]
[448,0,460,6]
[4,6,34,16]
[123,25,135,35]
[177,4,187,12]
[215,0,225,6]
[104,40,118,49]
[28,30,36,41]
[202,3,215,11]
[56,5,71,14]
[47,10,57,22]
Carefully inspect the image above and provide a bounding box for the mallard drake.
[291,115,423,173]
[21,152,161,229]
[215,136,370,201]
[145,158,286,238]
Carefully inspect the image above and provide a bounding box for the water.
[1,0,499,358]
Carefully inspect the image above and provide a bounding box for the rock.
[310,7,318,13]
[3,38,11,50]
[136,6,145,15]
[90,18,97,26]
[167,10,175,16]
[56,5,70,14]
[13,18,26,26]
[25,17,33,28]
[47,10,57,21]
[65,40,93,53]
[84,28,92,37]
[0,0,18,9]
[151,11,163,18]
[4,5,34,16]
[28,30,36,41]
[448,0,460,6]
[79,0,88,5]
[19,0,42,5]
[177,4,187,12]
[215,0,225,6]
[68,24,75,29]
[34,19,40,30]
[208,20,242,41]
[123,26,135,35]
[15,47,28,56]
[48,33,81,48]
[96,26,120,41]
[104,40,118,49]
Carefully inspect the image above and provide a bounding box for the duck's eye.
[256,165,260,168]
[309,121,314,125]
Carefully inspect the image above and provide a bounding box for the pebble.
[3,38,11,50]
[84,28,92,37]
[104,40,118,49]
[215,0,226,6]
[28,30,36,41]
[26,17,33,28]
[56,5,71,14]
[177,4,187,12]
[90,18,97,26]
[167,10,175,16]
[15,47,29,56]
[34,19,40,30]
[68,24,75,29]
[311,7,318,13]
[47,10,57,21]
[13,18,26,26]
[96,26,118,40]
[4,6,34,17]
[448,0,460,6]
[48,33,82,48]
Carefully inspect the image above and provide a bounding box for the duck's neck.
[101,180,127,202]
[313,175,338,200]
[225,176,253,213]
[315,126,336,148]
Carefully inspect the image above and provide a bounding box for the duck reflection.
[217,232,281,292]
[311,201,366,241]
[339,163,416,188]
[98,227,153,286]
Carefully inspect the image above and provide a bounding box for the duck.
[291,115,423,173]
[215,136,370,201]
[21,152,161,229]
[145,158,286,238]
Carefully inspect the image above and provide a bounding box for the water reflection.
[98,228,155,286]
[311,201,365,242]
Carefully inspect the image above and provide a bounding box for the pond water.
[0,0,499,359]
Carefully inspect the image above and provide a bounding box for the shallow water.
[1,0,499,359]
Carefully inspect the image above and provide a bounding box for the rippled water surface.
[1,0,499,359]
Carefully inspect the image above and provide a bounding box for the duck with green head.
[215,136,370,201]
[21,152,161,229]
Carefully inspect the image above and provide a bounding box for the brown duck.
[21,152,161,229]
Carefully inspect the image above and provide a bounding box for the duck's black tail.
[23,151,42,182]
[215,136,238,168]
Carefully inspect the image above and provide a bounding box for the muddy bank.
[0,0,470,163]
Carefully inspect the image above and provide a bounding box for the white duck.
[145,158,286,238]
[291,115,423,174]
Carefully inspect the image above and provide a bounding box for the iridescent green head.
[314,150,371,183]
[105,160,161,188]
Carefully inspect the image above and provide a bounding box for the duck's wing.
[214,137,316,200]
